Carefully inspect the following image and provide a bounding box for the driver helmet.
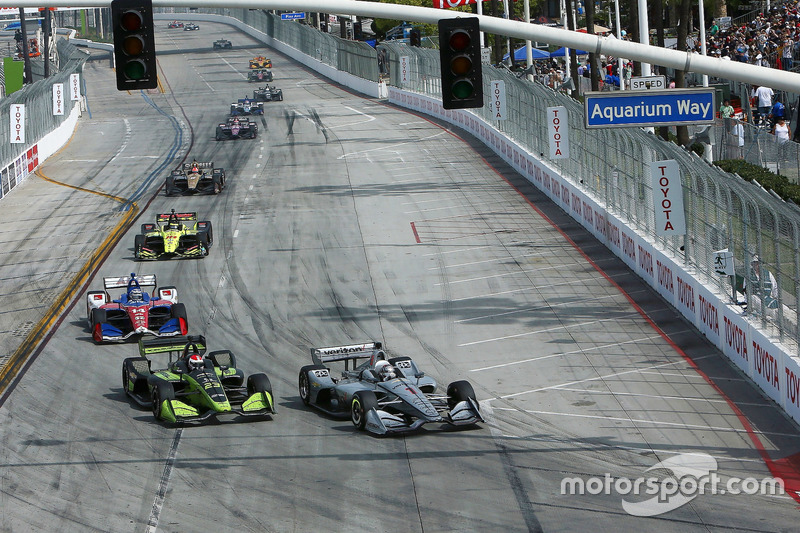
[188,353,204,371]
[374,360,396,381]
[191,162,199,173]
[129,287,143,302]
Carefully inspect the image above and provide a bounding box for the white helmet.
[374,360,395,381]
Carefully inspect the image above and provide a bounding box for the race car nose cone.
[136,326,147,333]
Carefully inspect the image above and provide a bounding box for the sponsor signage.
[650,160,686,236]
[69,73,80,101]
[584,88,715,128]
[547,106,569,159]
[490,80,506,120]
[400,56,410,86]
[52,83,64,116]
[280,12,305,20]
[435,0,483,7]
[10,104,24,144]
[629,75,666,91]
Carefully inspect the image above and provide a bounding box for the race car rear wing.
[311,341,382,366]
[181,162,213,170]
[156,212,198,223]
[139,335,207,358]
[104,274,157,290]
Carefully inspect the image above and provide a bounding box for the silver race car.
[298,341,483,435]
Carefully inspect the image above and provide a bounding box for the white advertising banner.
[400,56,409,86]
[750,328,783,406]
[52,83,65,116]
[69,73,81,101]
[10,104,24,144]
[650,160,686,236]
[547,106,569,159]
[490,80,506,120]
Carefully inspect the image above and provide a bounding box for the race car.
[134,210,213,260]
[249,56,272,69]
[165,160,226,196]
[298,341,484,435]
[86,273,188,344]
[230,97,264,116]
[167,21,184,28]
[213,39,232,49]
[184,23,200,31]
[123,335,276,424]
[253,85,283,102]
[216,117,257,141]
[247,68,273,82]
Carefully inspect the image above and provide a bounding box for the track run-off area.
[1,22,799,533]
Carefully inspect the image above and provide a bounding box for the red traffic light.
[449,30,471,52]
[120,10,143,31]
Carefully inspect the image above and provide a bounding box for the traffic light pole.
[18,8,34,85]
[10,0,800,94]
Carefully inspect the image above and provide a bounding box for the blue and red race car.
[86,273,188,344]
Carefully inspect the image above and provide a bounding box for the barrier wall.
[386,86,800,426]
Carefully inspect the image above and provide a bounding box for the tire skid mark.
[146,428,183,533]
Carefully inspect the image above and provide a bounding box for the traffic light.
[112,0,157,91]
[409,29,421,47]
[438,18,483,110]
[353,21,363,40]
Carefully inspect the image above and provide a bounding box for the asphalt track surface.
[1,23,800,533]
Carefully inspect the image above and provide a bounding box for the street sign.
[630,75,666,91]
[584,88,715,129]
[281,12,305,20]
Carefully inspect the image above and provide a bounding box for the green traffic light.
[123,59,146,80]
[452,80,473,99]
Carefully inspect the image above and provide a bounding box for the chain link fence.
[0,39,87,171]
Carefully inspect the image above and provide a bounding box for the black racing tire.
[278,93,283,101]
[351,390,378,431]
[198,232,209,255]
[446,380,477,409]
[198,221,213,245]
[165,175,175,196]
[212,174,223,194]
[247,372,273,396]
[215,127,224,141]
[151,380,175,421]
[134,234,145,259]
[170,302,187,321]
[89,308,107,344]
[298,364,326,406]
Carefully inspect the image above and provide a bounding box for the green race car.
[122,335,276,424]
[134,210,212,260]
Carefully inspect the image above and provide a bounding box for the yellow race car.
[249,56,272,69]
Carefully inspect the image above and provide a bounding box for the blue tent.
[503,46,551,62]
[550,47,588,57]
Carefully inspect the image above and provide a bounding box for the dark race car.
[298,341,484,435]
[167,21,184,28]
[247,68,273,82]
[134,210,213,260]
[216,117,258,141]
[213,39,232,49]
[184,23,199,31]
[253,85,283,102]
[230,97,264,116]
[123,335,276,424]
[86,273,188,344]
[165,160,226,196]
[249,56,272,69]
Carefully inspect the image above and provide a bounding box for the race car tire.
[123,357,150,398]
[351,391,378,431]
[215,127,224,141]
[298,364,326,406]
[247,372,273,397]
[446,380,477,410]
[278,93,283,101]
[151,380,176,421]
[198,232,210,255]
[170,303,187,322]
[212,174,223,194]
[199,221,213,245]
[89,308,107,342]
[134,234,145,260]
[165,175,175,196]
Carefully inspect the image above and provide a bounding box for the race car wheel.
[212,174,223,194]
[298,365,327,406]
[446,380,477,410]
[134,234,145,260]
[165,176,175,197]
[151,381,176,421]
[90,308,107,343]
[351,391,378,431]
[198,232,210,255]
[247,373,273,402]
[215,127,224,141]
[199,222,213,245]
